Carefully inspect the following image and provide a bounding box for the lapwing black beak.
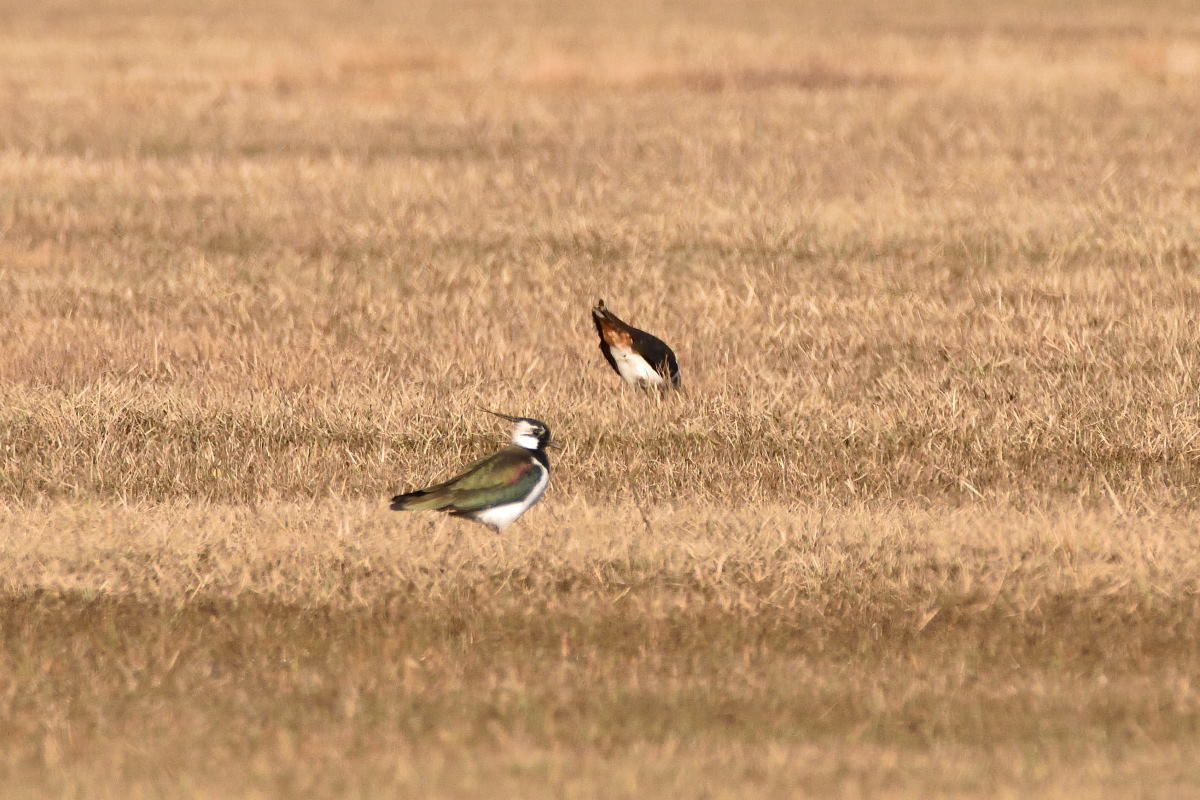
[545,441,562,450]
[479,407,522,423]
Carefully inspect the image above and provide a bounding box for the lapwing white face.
[510,418,551,450]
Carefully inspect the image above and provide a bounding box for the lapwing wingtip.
[390,490,422,510]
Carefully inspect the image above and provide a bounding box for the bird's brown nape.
[598,320,634,348]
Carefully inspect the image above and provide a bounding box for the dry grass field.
[3,0,1200,796]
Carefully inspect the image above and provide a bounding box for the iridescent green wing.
[397,446,541,511]
[438,447,543,511]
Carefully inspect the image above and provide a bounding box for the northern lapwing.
[591,299,680,390]
[389,410,556,532]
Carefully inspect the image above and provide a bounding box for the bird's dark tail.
[390,489,441,511]
[591,298,616,323]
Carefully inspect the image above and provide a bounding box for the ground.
[1,0,1200,796]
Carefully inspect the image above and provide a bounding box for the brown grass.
[2,0,1200,796]
[3,502,1200,798]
